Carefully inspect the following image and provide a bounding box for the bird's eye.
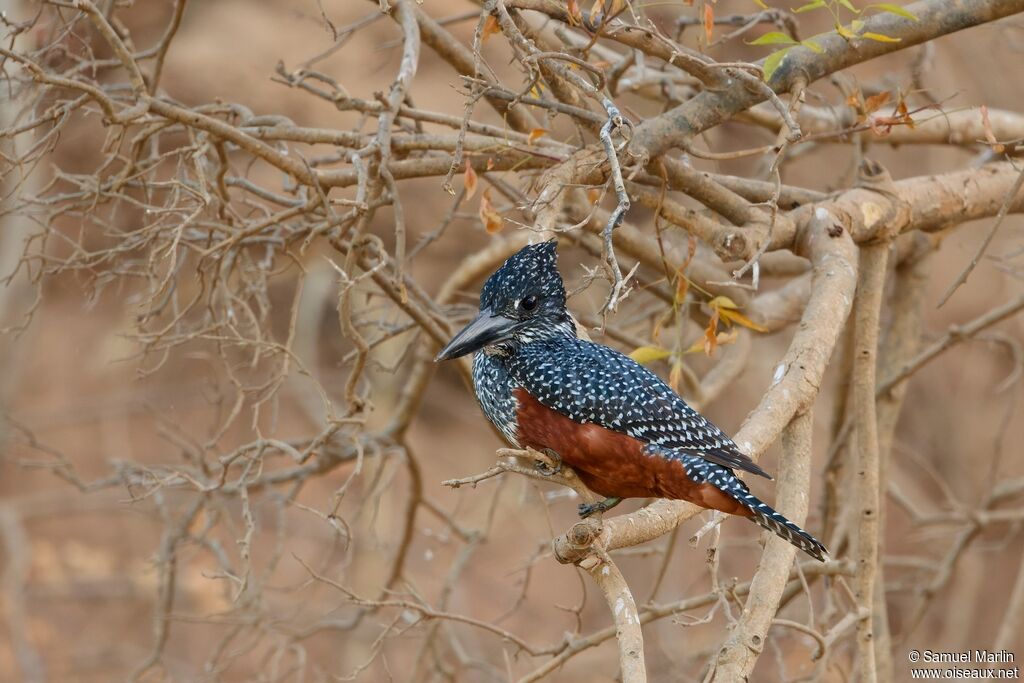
[519,295,539,312]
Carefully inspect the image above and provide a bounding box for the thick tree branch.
[851,239,890,683]
[709,411,815,681]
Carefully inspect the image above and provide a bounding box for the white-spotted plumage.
[458,240,827,562]
[504,337,770,478]
[472,352,520,447]
[644,445,826,561]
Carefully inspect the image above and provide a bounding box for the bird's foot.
[578,497,623,519]
[533,448,562,476]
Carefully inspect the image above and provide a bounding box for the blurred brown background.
[1,1,1023,681]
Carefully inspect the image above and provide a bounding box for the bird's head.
[435,240,574,361]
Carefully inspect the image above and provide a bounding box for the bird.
[435,240,827,562]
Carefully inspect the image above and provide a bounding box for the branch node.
[553,519,603,565]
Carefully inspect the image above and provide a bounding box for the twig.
[878,292,1024,395]
[597,98,633,315]
[937,162,1024,306]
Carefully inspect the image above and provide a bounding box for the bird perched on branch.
[436,241,827,562]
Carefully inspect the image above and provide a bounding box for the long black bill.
[435,309,518,362]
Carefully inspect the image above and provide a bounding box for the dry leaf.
[528,128,548,145]
[674,275,690,305]
[587,187,602,204]
[897,97,915,129]
[482,15,500,41]
[704,3,715,44]
[463,160,478,199]
[479,189,503,234]
[703,308,720,356]
[864,91,891,115]
[651,309,672,344]
[685,234,698,264]
[669,361,684,392]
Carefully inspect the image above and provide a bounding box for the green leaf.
[747,31,798,46]
[763,47,792,82]
[801,39,824,53]
[862,31,901,42]
[628,346,673,365]
[837,0,859,12]
[867,2,918,20]
[792,0,826,12]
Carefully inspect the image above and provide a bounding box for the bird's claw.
[577,496,623,519]
[533,448,562,476]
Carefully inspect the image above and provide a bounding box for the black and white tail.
[704,466,828,562]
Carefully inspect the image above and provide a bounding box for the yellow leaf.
[792,0,825,11]
[629,345,673,365]
[718,308,770,332]
[835,22,856,38]
[708,295,768,332]
[867,3,918,20]
[479,189,503,234]
[708,295,740,311]
[862,31,901,42]
[752,0,769,7]
[685,338,705,355]
[684,330,739,356]
[463,160,478,199]
[528,128,548,145]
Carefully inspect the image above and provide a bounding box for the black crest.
[479,240,565,314]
